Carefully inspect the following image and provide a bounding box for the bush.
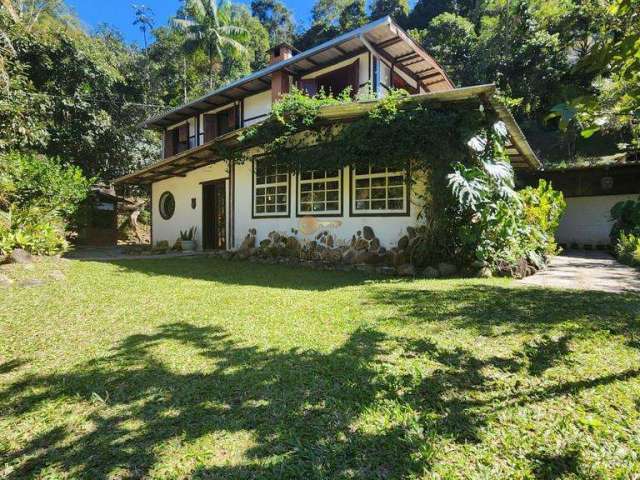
[0,152,91,255]
[615,231,640,267]
[520,179,566,256]
[610,197,640,244]
[0,152,92,221]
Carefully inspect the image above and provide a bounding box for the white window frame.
[297,168,342,217]
[351,165,408,216]
[253,160,289,217]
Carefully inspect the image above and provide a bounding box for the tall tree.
[173,0,248,89]
[369,0,409,25]
[339,0,367,32]
[311,0,352,28]
[250,0,294,46]
[414,12,480,87]
[132,4,154,49]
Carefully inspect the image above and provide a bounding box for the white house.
[114,16,541,251]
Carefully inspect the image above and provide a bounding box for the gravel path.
[519,250,640,293]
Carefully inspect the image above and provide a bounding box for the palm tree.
[173,0,248,90]
[132,4,154,50]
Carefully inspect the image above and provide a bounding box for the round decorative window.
[159,191,175,220]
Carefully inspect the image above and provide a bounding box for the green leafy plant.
[179,226,197,241]
[615,231,640,266]
[0,152,90,255]
[610,197,640,244]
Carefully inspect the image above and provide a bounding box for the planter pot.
[181,240,195,252]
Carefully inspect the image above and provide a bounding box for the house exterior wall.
[556,194,637,246]
[151,160,424,250]
[151,161,230,248]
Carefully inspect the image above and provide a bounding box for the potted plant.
[179,226,197,252]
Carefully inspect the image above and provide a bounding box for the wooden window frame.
[349,165,410,217]
[296,168,343,217]
[252,159,291,219]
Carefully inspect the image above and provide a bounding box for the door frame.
[201,179,227,250]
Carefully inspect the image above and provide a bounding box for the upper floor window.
[298,60,359,98]
[202,106,239,144]
[351,166,408,215]
[164,123,195,158]
[297,169,341,216]
[253,160,289,217]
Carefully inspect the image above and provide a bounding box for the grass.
[1,256,639,479]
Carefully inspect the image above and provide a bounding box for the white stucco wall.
[556,194,638,246]
[232,162,422,249]
[243,90,272,125]
[151,160,423,250]
[151,161,230,248]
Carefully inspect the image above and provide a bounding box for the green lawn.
[1,257,639,479]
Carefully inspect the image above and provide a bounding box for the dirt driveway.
[519,250,640,293]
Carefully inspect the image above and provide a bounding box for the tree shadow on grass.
[370,284,640,338]
[1,323,428,479]
[2,284,639,478]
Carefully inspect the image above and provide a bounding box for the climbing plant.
[221,88,564,273]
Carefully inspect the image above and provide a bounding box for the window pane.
[301,183,312,192]
[256,187,265,196]
[266,205,276,213]
[301,171,312,180]
[301,192,312,203]
[371,200,386,210]
[313,192,325,202]
[326,190,339,201]
[256,176,265,185]
[326,181,339,190]
[266,186,276,195]
[355,178,369,188]
[371,188,386,199]
[355,188,370,200]
[277,194,287,204]
[256,196,265,206]
[276,204,287,212]
[313,182,326,192]
[277,174,288,183]
[266,175,276,184]
[277,185,287,194]
[388,175,404,186]
[256,205,265,213]
[388,199,404,210]
[371,166,386,174]
[388,186,403,199]
[355,200,369,210]
[313,203,325,212]
[301,203,311,212]
[326,169,339,178]
[326,202,339,211]
[372,177,386,187]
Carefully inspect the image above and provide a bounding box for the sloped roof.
[142,16,454,130]
[114,84,541,185]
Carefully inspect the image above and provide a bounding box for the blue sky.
[65,0,315,45]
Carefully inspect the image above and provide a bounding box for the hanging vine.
[217,87,564,272]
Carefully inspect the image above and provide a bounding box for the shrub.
[520,179,566,256]
[0,152,92,221]
[610,197,640,244]
[0,152,90,255]
[615,231,640,267]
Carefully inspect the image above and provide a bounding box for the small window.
[298,169,341,215]
[159,191,175,220]
[253,160,289,217]
[351,166,407,215]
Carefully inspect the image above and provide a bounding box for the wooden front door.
[202,181,226,250]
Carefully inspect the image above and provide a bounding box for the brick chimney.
[270,43,295,102]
